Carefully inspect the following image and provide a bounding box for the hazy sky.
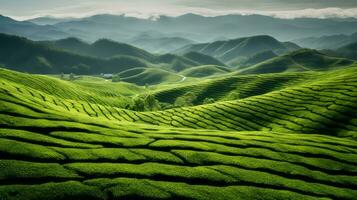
[1,0,357,20]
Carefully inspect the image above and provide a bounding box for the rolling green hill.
[0,33,224,75]
[138,66,357,137]
[0,66,357,199]
[239,49,355,75]
[180,65,231,77]
[117,68,183,85]
[45,37,224,70]
[175,35,300,63]
[335,42,357,60]
[294,32,357,50]
[183,52,227,67]
[232,50,278,68]
[0,33,150,74]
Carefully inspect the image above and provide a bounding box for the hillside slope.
[130,35,195,53]
[0,33,223,75]
[239,49,355,75]
[335,42,357,60]
[0,67,357,199]
[44,37,155,60]
[0,33,150,74]
[118,68,183,85]
[175,35,300,63]
[180,65,231,78]
[294,32,357,50]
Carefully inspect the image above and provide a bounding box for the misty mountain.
[43,37,155,60]
[26,17,75,25]
[233,50,278,68]
[294,32,357,50]
[130,34,195,53]
[50,13,357,42]
[326,42,357,60]
[0,15,69,40]
[3,13,357,44]
[0,33,223,74]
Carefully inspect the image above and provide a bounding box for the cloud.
[196,7,357,19]
[6,1,357,20]
[269,7,357,19]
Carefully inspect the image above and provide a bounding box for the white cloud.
[8,1,357,21]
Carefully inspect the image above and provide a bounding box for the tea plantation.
[0,67,357,199]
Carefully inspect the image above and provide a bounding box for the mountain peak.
[0,14,17,23]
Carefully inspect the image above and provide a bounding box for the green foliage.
[203,97,215,104]
[112,74,121,82]
[174,92,197,107]
[129,94,162,111]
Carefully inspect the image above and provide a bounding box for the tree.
[112,74,121,82]
[144,94,161,111]
[130,94,161,111]
[174,92,197,107]
[203,97,215,104]
[132,97,145,111]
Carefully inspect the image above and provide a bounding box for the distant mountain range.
[2,13,357,45]
[26,16,75,25]
[0,15,69,40]
[129,33,195,53]
[2,31,355,75]
[323,41,357,60]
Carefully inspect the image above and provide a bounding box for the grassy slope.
[176,35,299,63]
[239,49,355,75]
[1,67,357,199]
[118,68,183,85]
[153,70,317,104]
[180,65,231,78]
[0,33,223,74]
[0,68,144,107]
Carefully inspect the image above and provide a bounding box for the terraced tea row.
[153,71,318,104]
[136,68,357,137]
[0,69,144,108]
[1,117,357,200]
[1,67,357,199]
[2,68,357,137]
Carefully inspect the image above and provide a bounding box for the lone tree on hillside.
[174,92,197,107]
[130,94,161,111]
[203,97,215,104]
